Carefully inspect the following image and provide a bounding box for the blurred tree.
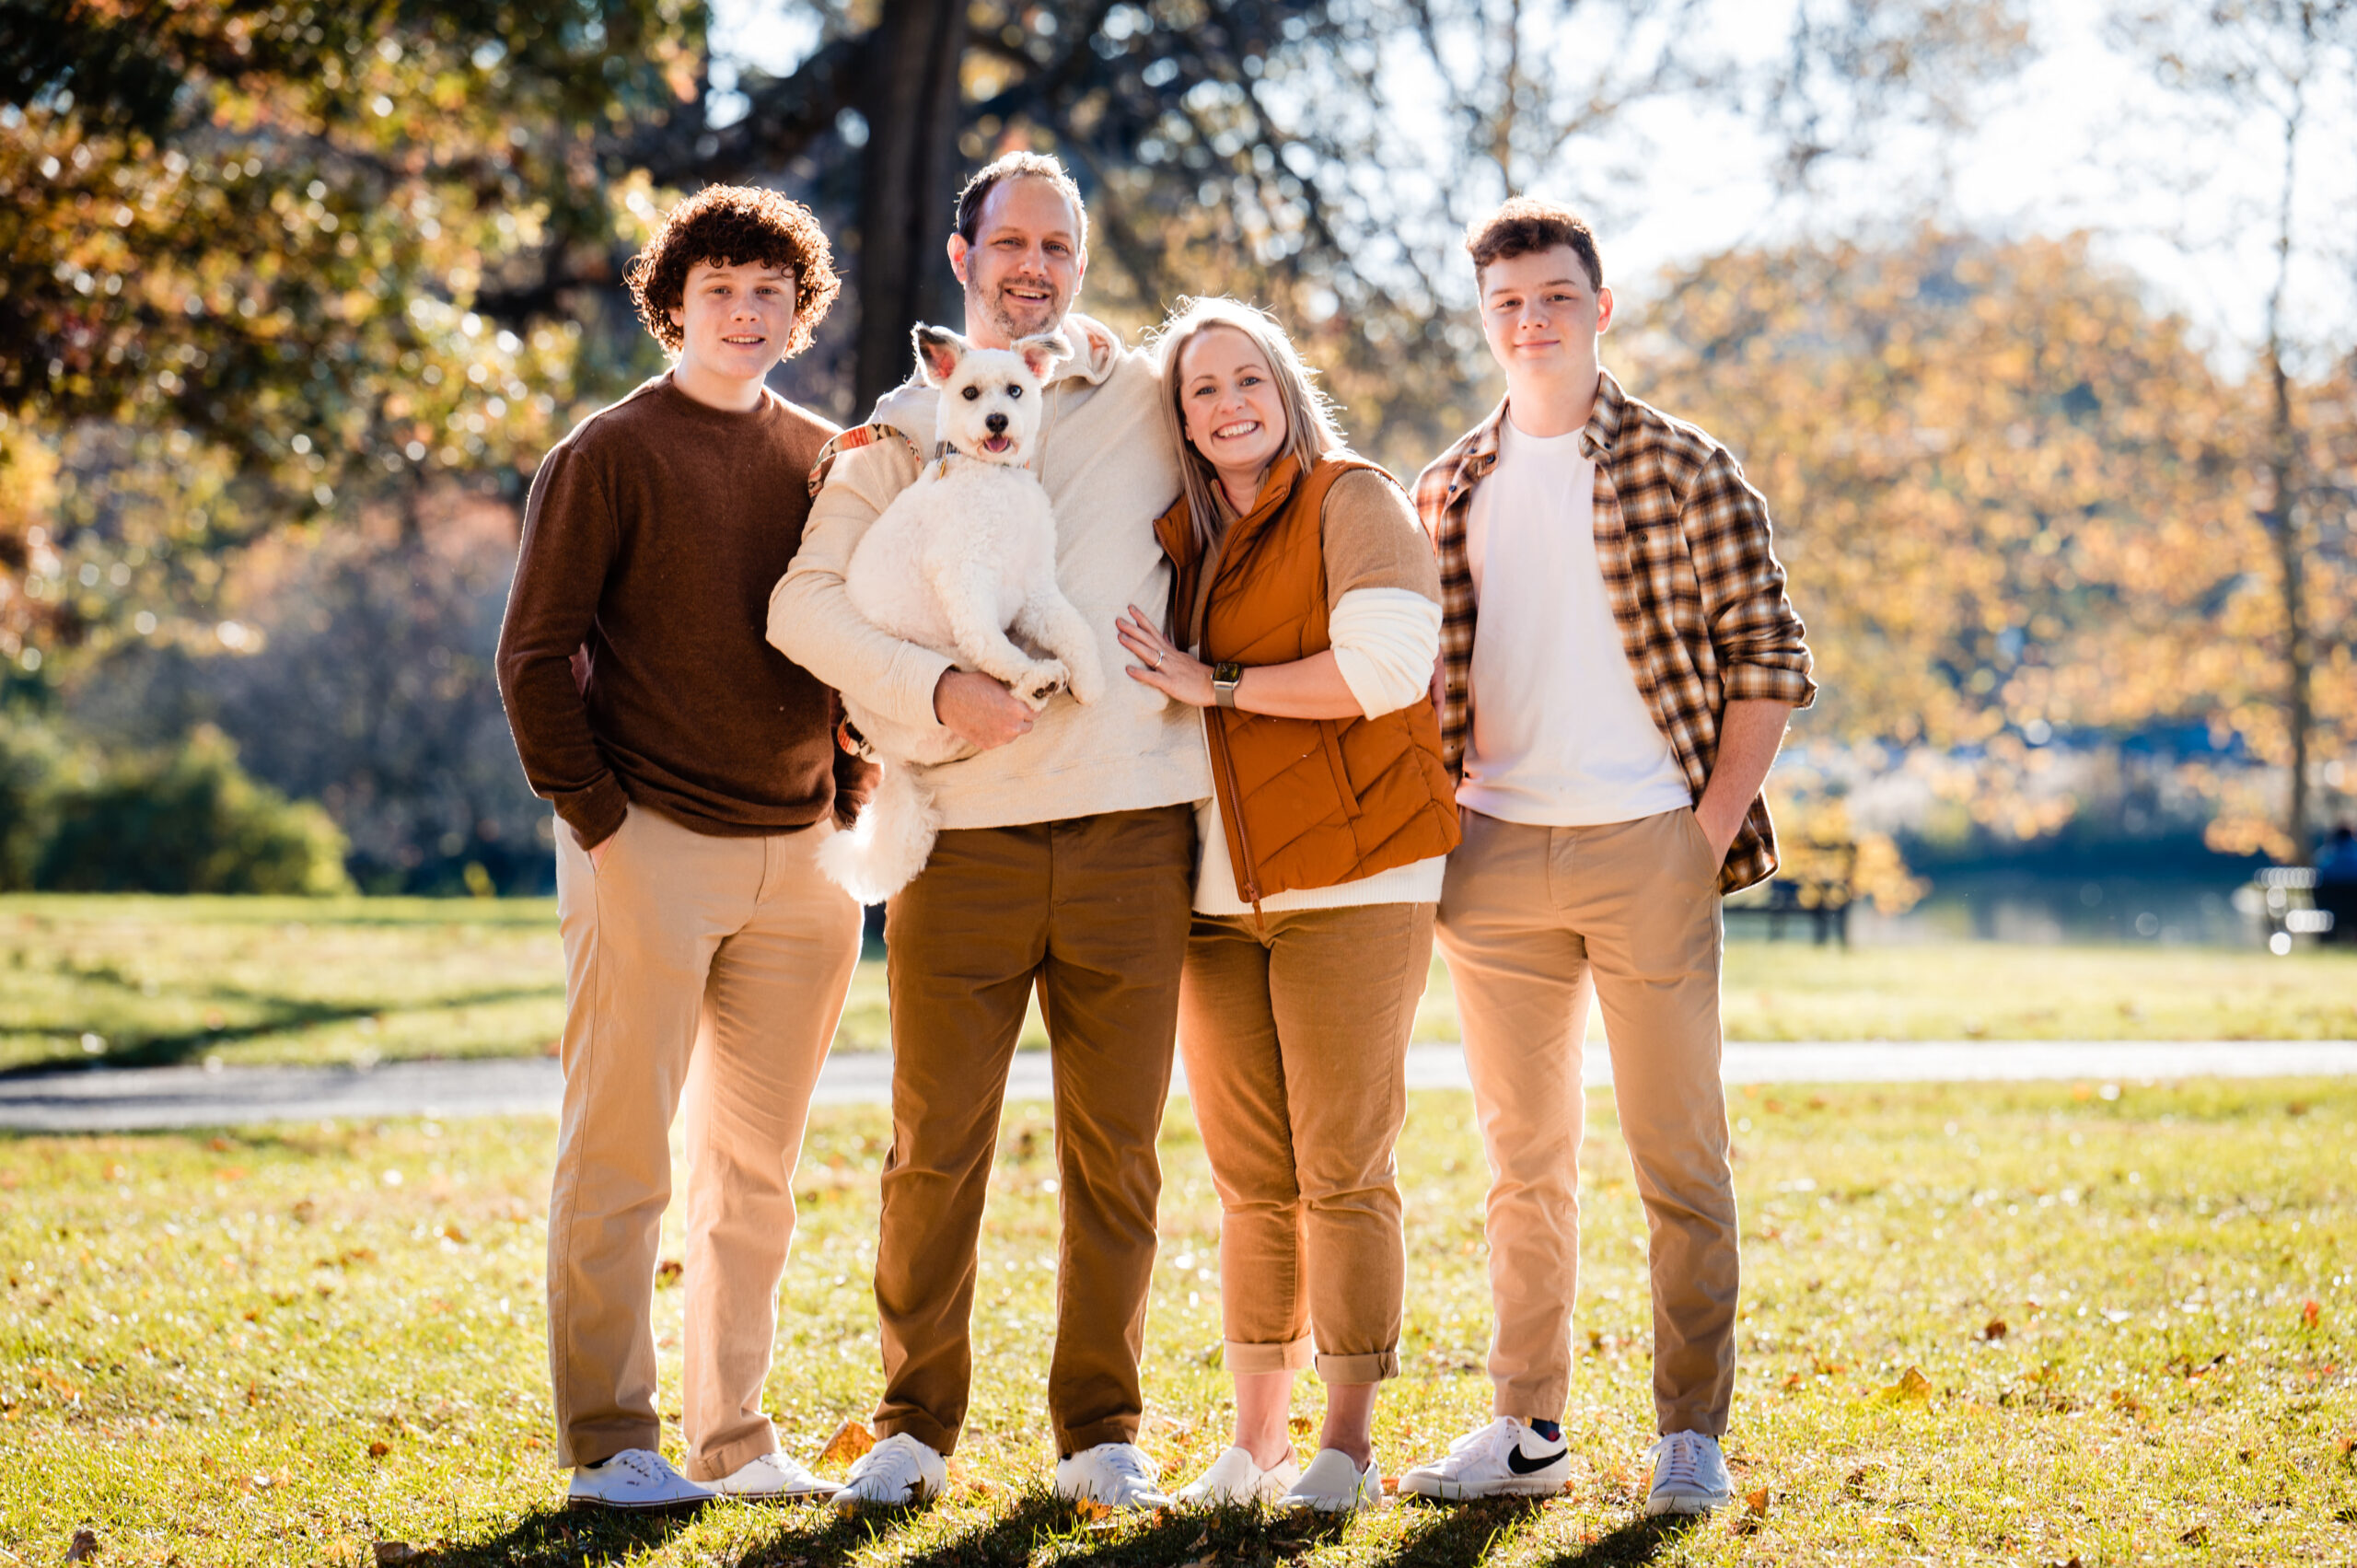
[1626,226,2355,853]
[2111,0,2357,858]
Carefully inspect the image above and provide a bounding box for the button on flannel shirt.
[1412,369,1817,894]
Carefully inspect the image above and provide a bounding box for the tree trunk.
[851,0,970,417]
[2264,343,2312,860]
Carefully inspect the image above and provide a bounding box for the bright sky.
[710,0,2357,372]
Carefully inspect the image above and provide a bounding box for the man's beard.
[974,276,1066,342]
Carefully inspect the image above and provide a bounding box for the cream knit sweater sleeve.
[768,430,954,735]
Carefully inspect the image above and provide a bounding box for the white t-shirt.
[1459,414,1692,827]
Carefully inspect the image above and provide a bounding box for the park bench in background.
[1725,838,1857,947]
[2235,866,2341,952]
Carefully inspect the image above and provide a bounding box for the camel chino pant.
[1178,902,1434,1384]
[873,805,1194,1458]
[547,804,863,1478]
[1435,806,1738,1436]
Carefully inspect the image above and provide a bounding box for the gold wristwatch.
[1212,661,1244,709]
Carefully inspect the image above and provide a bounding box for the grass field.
[1,1080,2351,1565]
[4,895,2354,1074]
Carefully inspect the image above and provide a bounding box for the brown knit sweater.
[496,374,871,848]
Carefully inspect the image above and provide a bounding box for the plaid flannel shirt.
[1412,369,1817,894]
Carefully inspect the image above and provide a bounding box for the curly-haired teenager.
[1397,199,1815,1515]
[495,184,872,1512]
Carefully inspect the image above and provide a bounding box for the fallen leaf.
[815,1419,874,1469]
[367,1441,391,1458]
[655,1259,683,1287]
[1380,1475,1399,1495]
[1744,1487,1769,1517]
[1878,1366,1933,1402]
[1287,1414,1312,1435]
[374,1545,420,1565]
[1071,1497,1114,1523]
[1982,1318,2008,1342]
[66,1530,98,1562]
[2303,1299,2322,1327]
[2178,1525,2210,1546]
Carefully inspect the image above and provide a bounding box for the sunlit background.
[4,0,2353,947]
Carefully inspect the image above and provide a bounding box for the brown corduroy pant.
[1178,901,1434,1385]
[1435,806,1738,1437]
[546,804,863,1477]
[872,804,1194,1457]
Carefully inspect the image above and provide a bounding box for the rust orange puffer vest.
[1154,453,1461,905]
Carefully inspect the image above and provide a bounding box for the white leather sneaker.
[829,1432,948,1512]
[1174,1444,1301,1505]
[566,1448,714,1513]
[713,1450,839,1502]
[1399,1417,1571,1501]
[1276,1447,1383,1514]
[1644,1431,1731,1516]
[1054,1441,1173,1509]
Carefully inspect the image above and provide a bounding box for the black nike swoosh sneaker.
[1399,1416,1573,1500]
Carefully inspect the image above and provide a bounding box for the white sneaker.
[1399,1417,1570,1501]
[1054,1441,1173,1510]
[713,1449,838,1501]
[566,1448,714,1513]
[1277,1447,1383,1514]
[1174,1444,1301,1505]
[1644,1431,1732,1516]
[829,1432,948,1512]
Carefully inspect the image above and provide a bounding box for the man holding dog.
[1397,198,1816,1514]
[496,187,873,1510]
[769,152,1207,1510]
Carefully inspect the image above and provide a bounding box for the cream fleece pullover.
[768,314,1212,831]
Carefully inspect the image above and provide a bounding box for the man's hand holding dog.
[935,668,1037,749]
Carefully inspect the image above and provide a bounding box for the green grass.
[1,1081,2351,1565]
[6,895,2354,1074]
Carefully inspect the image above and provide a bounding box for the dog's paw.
[1013,660,1068,710]
[1064,655,1107,705]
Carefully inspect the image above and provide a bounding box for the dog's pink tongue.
[982,436,1011,453]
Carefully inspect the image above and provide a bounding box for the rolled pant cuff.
[1313,1349,1399,1385]
[1225,1336,1315,1376]
[562,1421,663,1470]
[687,1430,777,1483]
[1492,1390,1568,1426]
[1658,1412,1729,1439]
[875,1411,960,1459]
[1056,1416,1142,1457]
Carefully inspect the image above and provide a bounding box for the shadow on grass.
[410,1504,700,1566]
[1372,1498,1702,1568]
[0,982,558,1075]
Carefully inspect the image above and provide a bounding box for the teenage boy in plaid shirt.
[1398,198,1816,1514]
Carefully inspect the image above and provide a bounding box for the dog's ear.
[912,325,968,388]
[1015,331,1072,382]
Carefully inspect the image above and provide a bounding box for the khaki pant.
[1178,902,1433,1384]
[874,805,1194,1457]
[1435,807,1736,1436]
[547,804,862,1477]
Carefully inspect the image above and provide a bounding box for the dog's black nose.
[985,412,1008,434]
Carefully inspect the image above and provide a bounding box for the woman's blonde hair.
[1149,296,1345,552]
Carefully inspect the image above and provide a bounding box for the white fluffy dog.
[819,324,1105,903]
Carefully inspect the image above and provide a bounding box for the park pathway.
[4,1040,2356,1132]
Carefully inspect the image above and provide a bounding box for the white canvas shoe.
[1174,1444,1301,1505]
[566,1448,714,1513]
[829,1433,948,1512]
[1054,1441,1173,1509]
[1276,1447,1383,1514]
[713,1450,839,1502]
[1644,1431,1732,1516]
[1399,1417,1570,1501]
